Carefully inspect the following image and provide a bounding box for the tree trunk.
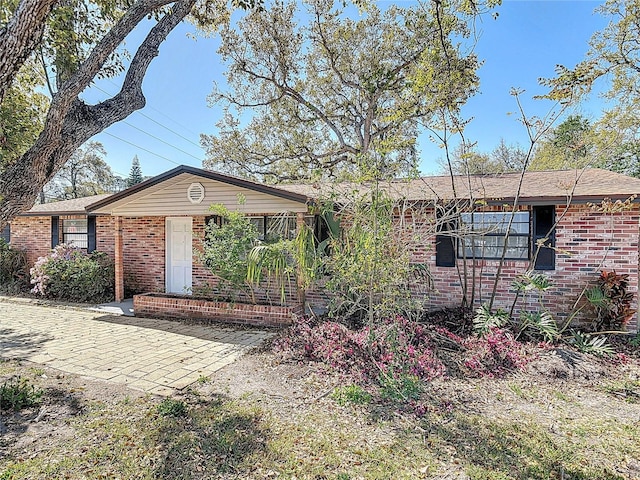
[0,0,58,104]
[0,0,196,229]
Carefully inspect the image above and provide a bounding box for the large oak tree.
[202,0,482,183]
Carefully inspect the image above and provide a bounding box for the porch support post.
[114,216,125,302]
[295,212,306,308]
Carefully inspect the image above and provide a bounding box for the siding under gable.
[91,173,308,216]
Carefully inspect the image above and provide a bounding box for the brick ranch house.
[4,165,640,329]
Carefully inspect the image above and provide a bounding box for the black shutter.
[0,224,9,243]
[51,216,59,248]
[533,205,555,270]
[204,215,222,227]
[435,207,456,267]
[435,235,455,267]
[87,216,97,253]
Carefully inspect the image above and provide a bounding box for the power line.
[120,119,203,161]
[102,80,203,143]
[88,83,206,164]
[136,110,202,149]
[89,83,204,157]
[103,132,183,166]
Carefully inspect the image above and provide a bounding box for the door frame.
[165,216,193,294]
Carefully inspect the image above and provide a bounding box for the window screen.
[63,218,88,248]
[458,211,530,260]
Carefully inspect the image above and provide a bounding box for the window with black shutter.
[62,218,88,248]
[532,205,555,270]
[458,211,530,260]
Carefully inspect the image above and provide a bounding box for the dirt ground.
[2,332,640,479]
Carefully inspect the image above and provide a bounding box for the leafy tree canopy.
[44,141,120,200]
[540,0,640,176]
[202,0,483,183]
[443,139,526,175]
[529,115,593,171]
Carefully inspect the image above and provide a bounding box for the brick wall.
[119,216,166,293]
[9,216,52,267]
[14,204,637,330]
[134,292,302,327]
[425,203,640,330]
[97,215,115,256]
[12,215,115,269]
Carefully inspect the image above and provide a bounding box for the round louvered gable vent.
[187,182,205,204]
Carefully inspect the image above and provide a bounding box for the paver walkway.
[0,301,273,395]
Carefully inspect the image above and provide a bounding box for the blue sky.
[83,0,609,179]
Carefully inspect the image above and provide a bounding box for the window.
[458,211,529,260]
[205,214,304,243]
[63,218,88,248]
[266,215,297,241]
[204,215,223,228]
[0,224,9,244]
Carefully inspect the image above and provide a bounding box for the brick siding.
[96,215,115,256]
[9,216,52,267]
[120,216,166,293]
[426,204,640,330]
[11,203,639,330]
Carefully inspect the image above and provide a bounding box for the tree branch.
[0,0,196,226]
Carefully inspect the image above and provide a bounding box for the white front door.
[166,217,192,294]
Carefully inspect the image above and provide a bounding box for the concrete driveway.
[0,300,274,395]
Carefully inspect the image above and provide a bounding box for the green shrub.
[0,239,28,293]
[200,204,260,302]
[0,376,43,411]
[30,244,114,302]
[379,372,423,402]
[157,398,187,417]
[570,331,615,357]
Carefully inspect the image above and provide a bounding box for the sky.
[82,0,610,180]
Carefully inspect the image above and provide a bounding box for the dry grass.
[1,344,640,479]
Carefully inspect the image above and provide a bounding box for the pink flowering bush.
[461,328,531,378]
[30,244,114,302]
[275,316,445,390]
[433,325,532,377]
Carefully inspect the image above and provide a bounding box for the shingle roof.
[22,194,113,215]
[280,169,640,204]
[19,168,640,217]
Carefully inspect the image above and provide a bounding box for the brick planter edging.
[133,292,302,327]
